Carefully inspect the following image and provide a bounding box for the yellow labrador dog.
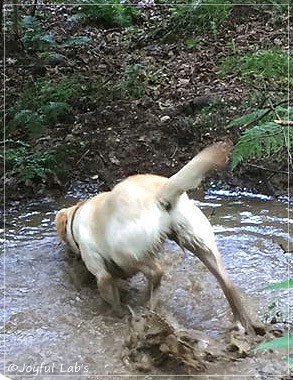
[55,142,254,333]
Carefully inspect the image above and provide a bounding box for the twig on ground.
[274,119,293,127]
[76,149,90,166]
[247,163,289,175]
[243,99,291,129]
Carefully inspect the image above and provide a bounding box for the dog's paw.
[113,305,129,319]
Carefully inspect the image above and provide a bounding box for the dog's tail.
[157,141,233,208]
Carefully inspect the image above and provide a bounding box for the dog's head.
[55,207,70,242]
[55,200,85,245]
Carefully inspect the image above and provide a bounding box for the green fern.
[230,106,292,169]
[255,278,293,366]
[73,0,139,28]
[265,279,293,290]
[255,334,293,352]
[7,78,80,139]
[255,333,293,366]
[226,109,269,129]
[232,122,292,169]
[8,102,72,139]
[219,49,292,86]
[21,15,90,50]
[11,78,81,113]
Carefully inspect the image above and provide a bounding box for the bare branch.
[274,119,293,127]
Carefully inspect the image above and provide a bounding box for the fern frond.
[232,122,293,169]
[226,109,269,129]
[254,334,293,352]
[275,106,293,120]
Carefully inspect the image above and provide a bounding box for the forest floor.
[2,3,291,203]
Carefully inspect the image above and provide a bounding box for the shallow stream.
[1,188,292,379]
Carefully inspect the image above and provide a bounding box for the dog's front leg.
[78,244,124,317]
[137,258,164,310]
[96,270,123,317]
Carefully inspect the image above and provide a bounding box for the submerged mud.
[122,306,273,374]
[1,190,292,379]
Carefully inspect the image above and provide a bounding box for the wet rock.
[160,115,171,123]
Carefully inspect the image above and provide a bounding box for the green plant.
[219,50,292,85]
[255,334,293,366]
[4,147,58,185]
[39,52,66,64]
[40,102,72,124]
[227,106,293,169]
[240,50,291,82]
[20,15,56,50]
[184,37,201,49]
[6,78,79,139]
[20,15,91,50]
[159,0,233,41]
[255,279,293,366]
[13,77,81,110]
[118,63,146,98]
[73,0,139,28]
[10,109,44,138]
[266,279,293,290]
[244,0,288,13]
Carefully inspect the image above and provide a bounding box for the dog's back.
[72,142,232,271]
[76,175,171,266]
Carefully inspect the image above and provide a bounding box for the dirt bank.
[2,4,291,204]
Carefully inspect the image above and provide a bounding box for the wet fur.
[55,142,255,333]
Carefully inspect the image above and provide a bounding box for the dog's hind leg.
[185,241,255,334]
[171,203,256,334]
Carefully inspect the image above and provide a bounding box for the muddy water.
[1,190,292,380]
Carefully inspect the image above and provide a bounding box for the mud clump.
[121,307,280,374]
[121,307,223,373]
